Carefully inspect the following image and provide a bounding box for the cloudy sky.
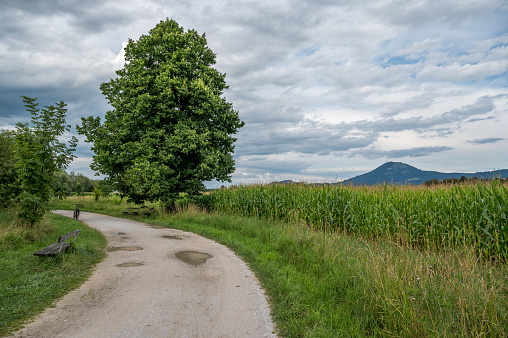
[1,0,507,187]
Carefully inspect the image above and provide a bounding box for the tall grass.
[203,182,508,260]
[153,206,508,337]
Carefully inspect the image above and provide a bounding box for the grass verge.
[157,208,508,337]
[0,209,107,336]
[55,196,508,337]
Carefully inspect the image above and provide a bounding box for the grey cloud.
[350,95,496,134]
[379,92,438,117]
[466,116,496,123]
[0,0,103,16]
[467,138,505,144]
[0,0,133,34]
[237,155,311,175]
[235,98,306,124]
[372,0,499,28]
[234,94,498,159]
[445,95,495,117]
[301,168,360,181]
[350,146,454,160]
[236,120,377,156]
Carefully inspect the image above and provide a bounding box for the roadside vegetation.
[0,210,106,336]
[54,187,507,337]
[206,182,508,261]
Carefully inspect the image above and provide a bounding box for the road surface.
[13,210,276,337]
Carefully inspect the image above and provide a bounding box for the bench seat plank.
[59,229,80,242]
[33,229,80,257]
[34,242,71,256]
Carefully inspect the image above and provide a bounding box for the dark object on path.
[33,229,80,257]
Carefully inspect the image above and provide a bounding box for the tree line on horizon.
[424,175,508,186]
[51,171,106,198]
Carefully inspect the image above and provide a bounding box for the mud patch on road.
[116,262,144,267]
[175,251,212,266]
[162,235,185,240]
[107,246,143,252]
[114,232,129,239]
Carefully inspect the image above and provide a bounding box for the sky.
[1,0,507,188]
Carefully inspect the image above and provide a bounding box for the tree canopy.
[78,18,244,207]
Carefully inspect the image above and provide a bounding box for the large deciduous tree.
[78,19,244,207]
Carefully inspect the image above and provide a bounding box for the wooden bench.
[143,207,155,216]
[33,229,80,257]
[123,207,140,215]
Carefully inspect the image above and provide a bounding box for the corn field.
[202,182,508,260]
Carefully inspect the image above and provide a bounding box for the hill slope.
[342,162,508,185]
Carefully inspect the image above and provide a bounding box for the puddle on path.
[80,290,95,302]
[107,246,143,252]
[162,235,185,240]
[175,251,212,266]
[116,262,144,267]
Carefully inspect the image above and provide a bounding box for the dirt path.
[13,211,276,338]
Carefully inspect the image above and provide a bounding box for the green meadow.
[0,210,106,336]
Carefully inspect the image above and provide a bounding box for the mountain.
[342,162,508,186]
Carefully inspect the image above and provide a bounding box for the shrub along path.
[12,210,275,337]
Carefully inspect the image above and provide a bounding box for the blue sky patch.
[380,56,420,68]
[296,45,320,57]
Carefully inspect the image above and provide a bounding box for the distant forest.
[51,171,106,197]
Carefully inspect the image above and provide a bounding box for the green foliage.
[75,182,83,196]
[98,180,112,197]
[71,171,97,192]
[93,184,101,201]
[424,175,507,186]
[78,18,244,208]
[52,171,73,199]
[203,182,508,260]
[0,131,20,209]
[13,97,77,226]
[51,171,99,196]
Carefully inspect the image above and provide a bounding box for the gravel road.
[13,210,276,338]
